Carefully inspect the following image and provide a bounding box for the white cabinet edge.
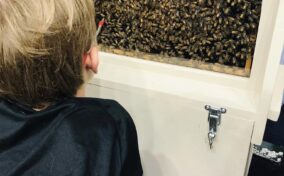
[267,1,284,121]
[248,0,284,144]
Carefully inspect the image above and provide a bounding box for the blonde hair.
[0,0,96,106]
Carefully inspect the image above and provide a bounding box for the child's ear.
[83,46,99,73]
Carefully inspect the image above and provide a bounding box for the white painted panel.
[94,53,256,114]
[86,84,254,176]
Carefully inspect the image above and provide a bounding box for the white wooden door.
[86,83,253,176]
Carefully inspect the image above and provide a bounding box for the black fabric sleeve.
[101,100,143,176]
[120,114,143,176]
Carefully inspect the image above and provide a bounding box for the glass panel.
[95,0,262,77]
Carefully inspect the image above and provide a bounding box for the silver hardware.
[253,141,284,164]
[205,105,227,149]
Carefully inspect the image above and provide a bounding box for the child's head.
[0,0,98,106]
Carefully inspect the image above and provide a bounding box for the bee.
[250,23,257,29]
[224,8,230,15]
[198,0,205,6]
[232,31,238,35]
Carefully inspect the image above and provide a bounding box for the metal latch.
[205,105,227,149]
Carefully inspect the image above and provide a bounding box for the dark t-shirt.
[0,97,143,176]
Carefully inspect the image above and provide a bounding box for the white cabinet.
[86,83,253,176]
[86,0,284,175]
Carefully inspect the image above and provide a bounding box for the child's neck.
[76,84,86,97]
[31,85,86,111]
[32,102,50,111]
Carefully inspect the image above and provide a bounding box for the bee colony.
[95,0,262,77]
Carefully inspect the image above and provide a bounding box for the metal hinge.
[205,105,227,149]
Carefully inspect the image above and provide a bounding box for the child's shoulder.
[67,97,135,133]
[70,97,131,121]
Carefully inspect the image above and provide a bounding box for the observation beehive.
[95,0,262,77]
[89,1,284,175]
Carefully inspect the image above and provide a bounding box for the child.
[0,0,143,175]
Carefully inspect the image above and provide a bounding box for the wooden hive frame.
[96,0,263,77]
